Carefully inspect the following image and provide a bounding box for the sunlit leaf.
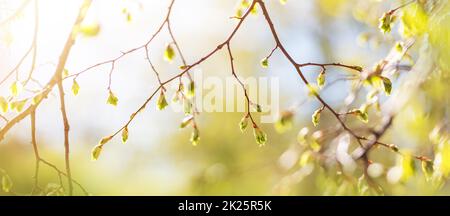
[317,69,326,88]
[72,79,80,96]
[239,115,249,132]
[311,108,322,127]
[99,135,113,145]
[381,76,392,96]
[10,99,27,112]
[107,91,118,106]
[121,126,128,144]
[187,81,195,98]
[260,58,269,68]
[379,12,396,34]
[0,97,8,113]
[253,126,267,146]
[156,91,168,110]
[180,115,194,128]
[190,127,200,146]
[79,22,101,37]
[10,81,22,96]
[91,144,103,161]
[164,43,175,62]
[401,152,416,182]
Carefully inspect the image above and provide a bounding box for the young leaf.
[183,99,193,115]
[307,84,319,97]
[187,81,195,98]
[378,12,395,34]
[1,174,12,192]
[10,81,22,96]
[260,58,269,68]
[253,126,267,146]
[317,69,326,88]
[157,91,168,110]
[180,115,194,128]
[0,96,8,113]
[99,135,113,145]
[32,94,43,105]
[10,99,27,112]
[107,91,118,106]
[63,68,69,78]
[280,0,288,5]
[164,43,175,62]
[311,108,322,127]
[79,22,101,37]
[239,115,249,132]
[381,76,392,96]
[91,144,103,161]
[121,126,129,144]
[190,127,200,146]
[72,79,80,96]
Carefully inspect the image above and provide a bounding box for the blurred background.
[0,0,449,195]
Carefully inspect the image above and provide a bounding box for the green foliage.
[10,99,27,112]
[253,126,267,146]
[91,144,103,161]
[107,91,118,106]
[378,12,396,34]
[190,127,200,146]
[260,58,269,68]
[317,69,326,88]
[311,108,322,127]
[72,79,80,96]
[122,126,129,144]
[0,97,8,113]
[157,91,169,110]
[10,81,21,97]
[164,43,175,62]
[239,115,249,132]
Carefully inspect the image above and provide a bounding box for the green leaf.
[378,12,395,34]
[121,126,129,144]
[0,96,8,113]
[421,160,434,181]
[307,84,319,97]
[253,126,267,146]
[395,42,403,52]
[157,91,168,110]
[183,100,193,115]
[190,127,200,146]
[1,174,12,192]
[10,81,22,96]
[317,69,326,88]
[63,68,69,78]
[187,81,195,98]
[260,58,269,68]
[79,22,101,37]
[99,135,113,145]
[180,115,194,128]
[381,76,392,96]
[72,79,80,96]
[91,144,103,161]
[107,91,118,106]
[239,115,249,132]
[32,94,43,105]
[164,43,175,62]
[10,99,27,112]
[311,108,321,127]
[351,108,369,123]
